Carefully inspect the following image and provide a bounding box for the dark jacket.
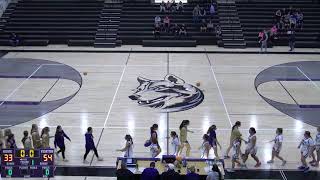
[116,168,134,180]
[85,133,95,149]
[161,170,181,180]
[54,130,71,148]
[141,167,159,180]
[186,172,200,180]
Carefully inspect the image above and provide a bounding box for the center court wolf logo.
[129,74,204,112]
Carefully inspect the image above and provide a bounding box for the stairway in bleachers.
[237,0,320,48]
[0,0,104,46]
[217,1,246,48]
[94,1,122,48]
[119,0,219,46]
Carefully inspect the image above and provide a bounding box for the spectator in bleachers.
[270,25,278,40]
[192,5,200,23]
[206,164,222,180]
[288,27,295,51]
[199,7,206,19]
[179,24,187,38]
[200,19,207,32]
[207,20,214,32]
[116,162,134,180]
[289,14,297,29]
[171,0,177,12]
[7,133,17,149]
[296,9,303,29]
[21,130,32,149]
[164,16,171,32]
[259,29,268,53]
[161,163,180,180]
[176,1,184,12]
[155,15,162,26]
[215,24,221,37]
[160,1,166,12]
[166,1,172,12]
[275,9,282,24]
[154,24,161,39]
[141,162,159,180]
[209,3,216,17]
[284,13,291,30]
[9,32,20,47]
[171,23,180,37]
[186,166,200,180]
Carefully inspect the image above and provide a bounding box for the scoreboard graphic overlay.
[1,149,54,178]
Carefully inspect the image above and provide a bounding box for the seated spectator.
[160,1,166,12]
[206,164,222,180]
[186,166,200,180]
[171,0,177,12]
[289,14,297,29]
[284,13,290,29]
[141,162,159,180]
[179,24,187,38]
[9,32,20,47]
[171,23,180,37]
[200,19,207,32]
[154,24,161,39]
[192,5,200,23]
[207,20,214,32]
[215,24,221,37]
[176,1,183,12]
[270,25,278,39]
[163,16,171,32]
[166,1,172,12]
[161,163,180,180]
[154,15,161,26]
[209,3,215,17]
[199,7,206,19]
[116,163,134,180]
[296,9,303,29]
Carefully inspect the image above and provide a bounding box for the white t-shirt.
[300,137,314,153]
[273,134,283,151]
[150,143,159,158]
[232,141,241,159]
[207,171,219,180]
[124,141,133,158]
[171,137,180,155]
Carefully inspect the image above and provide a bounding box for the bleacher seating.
[0,0,104,46]
[119,0,219,46]
[236,0,320,48]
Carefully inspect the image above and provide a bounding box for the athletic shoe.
[298,165,305,170]
[267,160,274,164]
[83,160,89,164]
[98,157,103,161]
[226,169,235,173]
[63,159,69,162]
[254,162,261,168]
[311,162,319,167]
[224,155,230,159]
[303,166,310,173]
[282,160,287,166]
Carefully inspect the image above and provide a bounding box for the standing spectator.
[31,124,41,149]
[176,1,183,12]
[209,3,215,17]
[155,15,162,26]
[179,24,187,38]
[163,16,171,32]
[161,163,180,180]
[21,130,32,149]
[117,134,134,158]
[259,29,268,53]
[206,164,222,180]
[54,125,71,161]
[207,20,214,32]
[141,162,159,180]
[41,127,51,148]
[83,127,103,163]
[186,166,200,180]
[288,27,295,51]
[192,5,200,23]
[7,134,17,149]
[116,163,134,180]
[160,1,166,12]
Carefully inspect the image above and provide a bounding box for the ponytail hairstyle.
[203,134,209,141]
[212,164,222,180]
[305,131,311,138]
[207,125,216,134]
[179,120,190,130]
[276,128,283,135]
[125,134,133,144]
[232,121,241,131]
[41,127,49,138]
[150,124,158,132]
[249,127,256,135]
[170,131,178,138]
[55,125,62,136]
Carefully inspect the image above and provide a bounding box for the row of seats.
[236,0,320,48]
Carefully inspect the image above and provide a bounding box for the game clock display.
[1,149,54,178]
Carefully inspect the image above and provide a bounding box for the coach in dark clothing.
[141,162,159,180]
[186,166,200,180]
[161,164,181,180]
[116,163,134,180]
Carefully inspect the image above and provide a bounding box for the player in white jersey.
[170,131,181,156]
[227,137,243,172]
[150,137,161,158]
[267,128,286,166]
[116,134,134,158]
[199,134,211,159]
[311,127,320,167]
[242,127,261,168]
[297,131,315,172]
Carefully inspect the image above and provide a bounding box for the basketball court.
[1,50,320,179]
